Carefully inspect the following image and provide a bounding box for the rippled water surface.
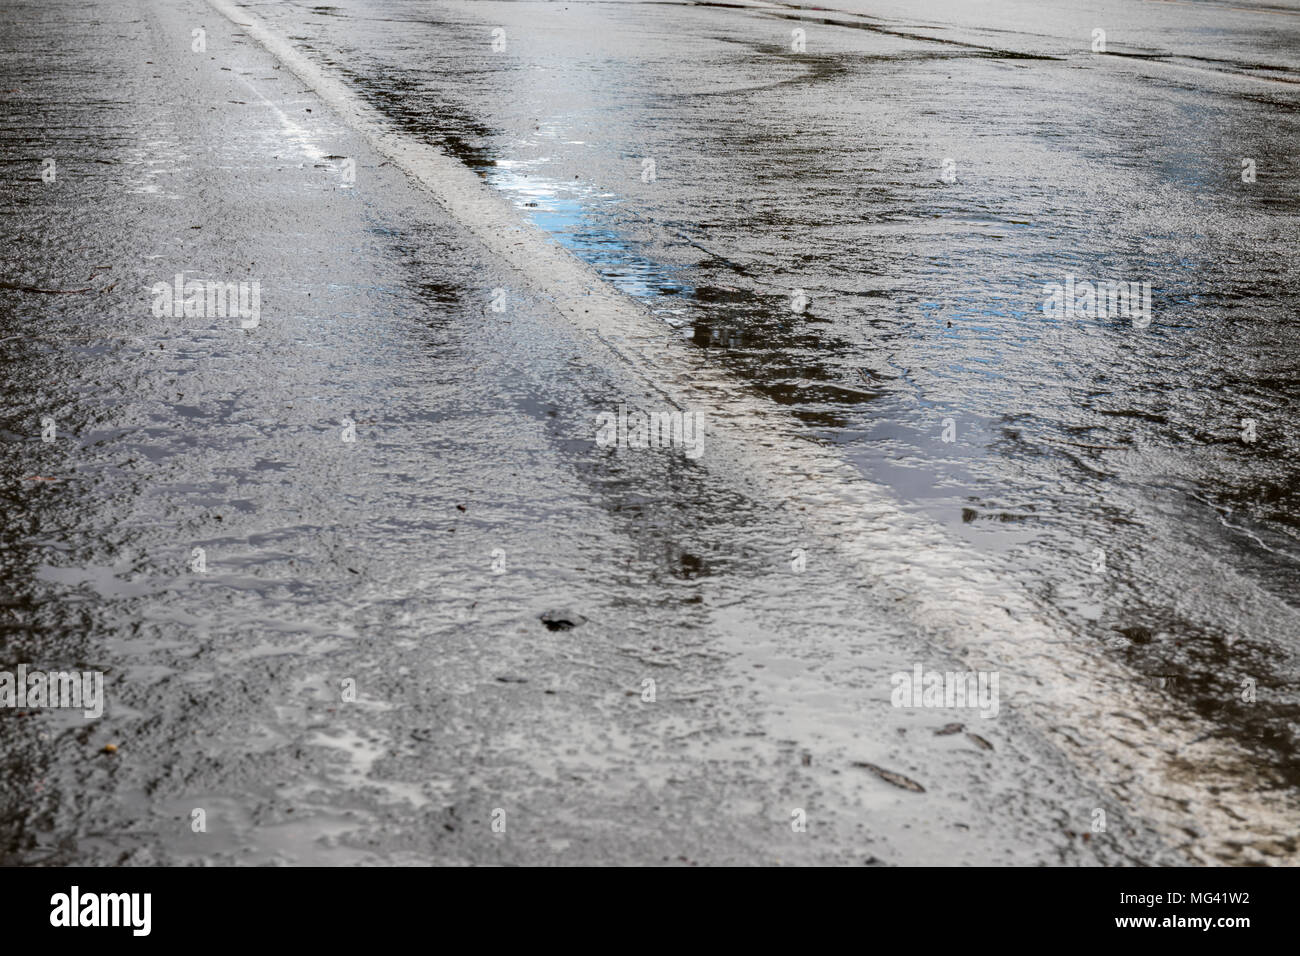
[268,0,1300,787]
[3,0,1299,864]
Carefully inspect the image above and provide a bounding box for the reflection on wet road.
[276,0,1300,789]
[2,0,1298,864]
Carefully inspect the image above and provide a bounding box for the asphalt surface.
[1,0,1297,865]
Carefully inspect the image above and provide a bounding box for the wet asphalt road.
[1,0,1298,865]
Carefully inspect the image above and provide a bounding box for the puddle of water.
[484,161,694,311]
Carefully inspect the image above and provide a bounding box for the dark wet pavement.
[1,0,1298,864]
